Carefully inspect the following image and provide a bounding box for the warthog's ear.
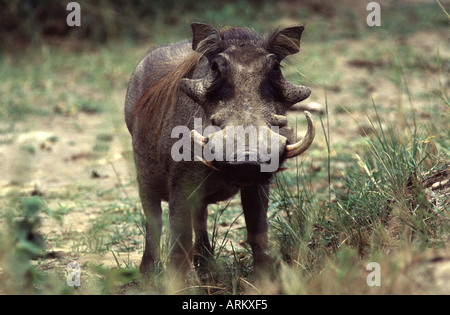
[267,25,304,59]
[191,22,222,56]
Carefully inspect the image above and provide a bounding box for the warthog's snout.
[191,111,315,182]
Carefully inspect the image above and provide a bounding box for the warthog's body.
[124,23,315,276]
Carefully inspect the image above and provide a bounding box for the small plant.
[1,196,47,293]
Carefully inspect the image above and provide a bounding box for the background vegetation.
[0,0,448,294]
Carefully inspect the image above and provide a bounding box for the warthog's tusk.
[284,111,315,158]
[190,130,207,147]
[191,130,220,171]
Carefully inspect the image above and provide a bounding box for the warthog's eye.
[205,56,232,101]
[207,57,227,88]
[259,55,285,102]
[272,60,281,74]
[209,55,227,77]
[266,54,282,76]
[211,60,220,72]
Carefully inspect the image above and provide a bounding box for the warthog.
[124,22,315,276]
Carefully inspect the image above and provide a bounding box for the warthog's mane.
[132,27,266,137]
[132,49,202,137]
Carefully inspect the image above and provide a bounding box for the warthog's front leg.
[241,182,272,277]
[168,191,194,276]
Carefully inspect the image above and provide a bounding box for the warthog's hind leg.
[193,203,213,269]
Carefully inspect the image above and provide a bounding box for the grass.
[264,98,448,294]
[4,82,446,294]
[0,1,449,295]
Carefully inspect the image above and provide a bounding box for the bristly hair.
[219,26,264,44]
[132,51,202,137]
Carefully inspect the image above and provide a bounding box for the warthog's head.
[180,23,315,185]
